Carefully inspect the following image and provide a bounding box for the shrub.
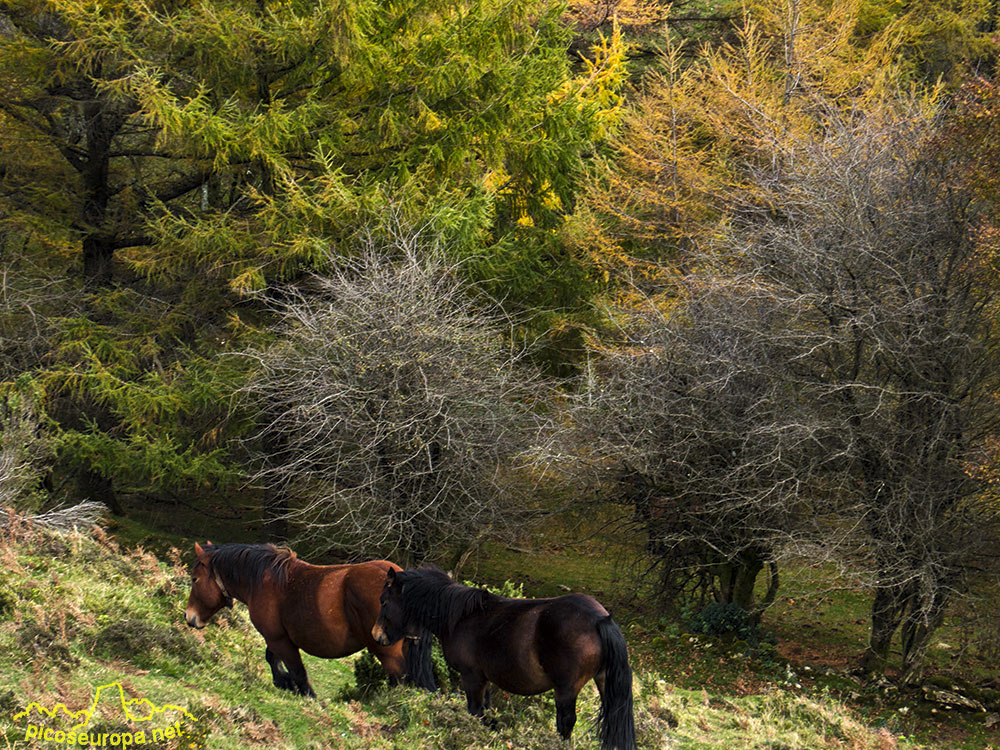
[339,650,389,700]
[688,601,763,646]
[93,618,203,668]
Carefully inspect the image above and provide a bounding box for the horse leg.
[594,671,606,702]
[265,648,295,691]
[266,639,316,698]
[554,686,580,741]
[461,672,497,729]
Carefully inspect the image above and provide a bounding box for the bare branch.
[239,226,555,564]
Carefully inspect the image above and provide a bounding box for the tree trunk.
[731,554,764,611]
[718,551,765,611]
[77,85,125,286]
[860,584,908,674]
[900,590,949,684]
[78,468,121,515]
[82,234,115,286]
[750,562,780,625]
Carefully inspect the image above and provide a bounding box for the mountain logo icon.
[13,681,198,730]
[12,682,200,747]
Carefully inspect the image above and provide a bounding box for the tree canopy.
[0,0,622,510]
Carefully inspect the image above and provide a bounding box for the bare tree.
[0,234,79,383]
[733,115,1000,682]
[581,112,1000,680]
[579,279,833,619]
[241,231,553,565]
[0,501,106,532]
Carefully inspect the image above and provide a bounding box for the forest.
[2,0,1000,748]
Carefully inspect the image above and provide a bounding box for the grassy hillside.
[0,519,942,749]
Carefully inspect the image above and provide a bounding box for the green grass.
[0,522,947,750]
[470,535,1000,750]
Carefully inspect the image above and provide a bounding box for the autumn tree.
[583,109,1000,681]
[0,1,212,286]
[577,0,1000,679]
[0,0,622,510]
[851,0,999,84]
[737,116,1000,682]
[582,0,929,287]
[575,0,921,610]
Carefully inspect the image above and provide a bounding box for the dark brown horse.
[372,567,636,750]
[185,542,434,696]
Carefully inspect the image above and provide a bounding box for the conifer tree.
[0,0,622,508]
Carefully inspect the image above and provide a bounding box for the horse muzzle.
[185,609,206,629]
[371,622,391,646]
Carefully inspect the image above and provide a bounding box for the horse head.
[372,568,421,646]
[185,541,233,628]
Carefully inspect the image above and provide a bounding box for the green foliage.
[855,0,999,85]
[462,578,526,599]
[688,602,764,647]
[36,0,621,291]
[0,0,624,508]
[38,295,253,501]
[339,650,389,700]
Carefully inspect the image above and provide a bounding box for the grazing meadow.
[2,516,989,749]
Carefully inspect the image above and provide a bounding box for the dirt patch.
[347,700,398,740]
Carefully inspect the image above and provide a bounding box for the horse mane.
[396,566,498,635]
[204,543,298,592]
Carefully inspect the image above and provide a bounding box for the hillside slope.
[0,520,927,749]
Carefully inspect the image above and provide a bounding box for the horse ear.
[386,568,397,586]
[194,542,209,562]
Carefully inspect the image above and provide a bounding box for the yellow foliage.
[582,0,941,285]
[228,266,267,296]
[551,21,628,139]
[564,0,672,32]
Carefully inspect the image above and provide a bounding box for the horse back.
[338,559,401,626]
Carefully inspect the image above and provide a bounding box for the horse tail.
[596,615,636,750]
[403,627,436,691]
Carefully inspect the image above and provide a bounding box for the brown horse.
[372,567,636,750]
[185,542,434,696]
